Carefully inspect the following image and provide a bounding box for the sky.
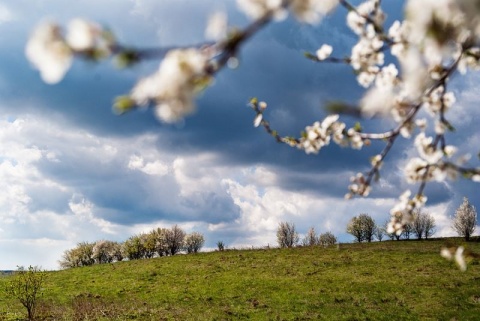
[0,0,478,270]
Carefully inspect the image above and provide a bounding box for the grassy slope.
[1,239,479,320]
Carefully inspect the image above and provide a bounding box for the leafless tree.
[374,225,385,242]
[276,222,299,248]
[424,213,436,240]
[302,227,318,246]
[452,197,477,241]
[412,210,426,240]
[403,221,414,240]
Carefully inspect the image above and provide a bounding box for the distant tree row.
[347,197,478,243]
[59,225,205,269]
[276,222,337,248]
[347,211,437,243]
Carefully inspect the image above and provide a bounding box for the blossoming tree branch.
[26,0,480,263]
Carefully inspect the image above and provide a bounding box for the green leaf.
[325,101,361,117]
[115,50,140,68]
[354,122,362,132]
[113,96,135,114]
[304,52,318,61]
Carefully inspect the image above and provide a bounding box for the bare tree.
[216,241,225,251]
[302,227,318,246]
[412,210,426,240]
[347,214,375,243]
[374,225,385,242]
[183,232,205,253]
[424,213,436,240]
[165,225,186,255]
[452,197,477,241]
[318,231,337,247]
[403,221,414,240]
[276,222,299,248]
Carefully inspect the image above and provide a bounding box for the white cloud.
[128,155,169,176]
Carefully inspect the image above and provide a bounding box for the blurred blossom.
[130,48,212,123]
[25,22,72,84]
[205,11,228,41]
[66,18,101,51]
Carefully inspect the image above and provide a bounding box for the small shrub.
[184,232,205,254]
[4,265,47,321]
[318,232,337,247]
[276,222,299,248]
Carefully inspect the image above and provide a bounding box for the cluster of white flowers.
[289,0,340,24]
[26,19,107,84]
[25,23,73,84]
[347,173,371,198]
[237,0,340,24]
[130,48,212,123]
[237,0,285,20]
[387,190,426,235]
[346,1,385,87]
[205,11,228,41]
[422,86,456,116]
[299,115,343,154]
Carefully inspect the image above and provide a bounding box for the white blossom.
[253,113,263,127]
[443,145,457,158]
[442,246,467,271]
[316,44,333,60]
[130,48,211,123]
[66,18,101,51]
[405,157,428,183]
[289,0,339,24]
[237,0,285,20]
[348,129,364,150]
[399,48,431,100]
[299,115,342,154]
[25,22,72,84]
[205,11,228,41]
[414,132,443,164]
[375,64,398,90]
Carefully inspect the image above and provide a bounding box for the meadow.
[1,238,479,320]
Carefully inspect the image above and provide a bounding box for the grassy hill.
[1,238,479,320]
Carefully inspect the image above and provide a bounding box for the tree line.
[276,197,477,247]
[347,197,477,243]
[59,225,205,269]
[276,222,337,248]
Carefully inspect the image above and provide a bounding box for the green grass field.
[1,238,479,320]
